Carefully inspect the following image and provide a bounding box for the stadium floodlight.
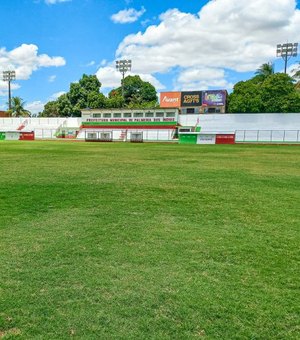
[116,59,132,97]
[276,43,298,74]
[2,70,16,110]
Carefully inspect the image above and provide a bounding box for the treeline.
[39,74,158,117]
[32,62,300,117]
[228,64,300,113]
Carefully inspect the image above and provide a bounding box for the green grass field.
[0,141,299,339]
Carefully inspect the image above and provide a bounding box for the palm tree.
[255,62,274,77]
[291,64,300,91]
[292,63,300,79]
[8,97,31,117]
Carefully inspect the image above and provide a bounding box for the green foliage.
[67,75,103,116]
[123,75,158,105]
[292,63,300,80]
[126,99,159,109]
[255,62,274,78]
[39,101,59,117]
[41,74,158,116]
[110,75,158,107]
[0,142,299,339]
[79,73,102,92]
[106,91,125,108]
[41,74,103,117]
[8,97,31,117]
[87,91,107,109]
[57,94,73,117]
[228,78,263,113]
[292,63,300,92]
[228,73,300,113]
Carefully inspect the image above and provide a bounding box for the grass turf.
[0,141,299,339]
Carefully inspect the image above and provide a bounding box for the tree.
[8,97,31,117]
[255,62,274,78]
[292,63,300,79]
[106,90,125,108]
[40,101,59,117]
[227,78,263,113]
[292,63,300,92]
[87,92,107,109]
[79,74,102,93]
[110,75,158,107]
[228,73,300,113]
[260,73,300,112]
[40,73,159,117]
[57,94,73,117]
[41,74,105,117]
[68,74,103,116]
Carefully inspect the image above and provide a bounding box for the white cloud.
[96,65,165,91]
[22,90,66,115]
[45,0,71,4]
[96,66,122,88]
[25,101,45,114]
[103,0,300,90]
[85,60,96,67]
[286,62,300,77]
[48,75,57,82]
[176,67,234,91]
[49,91,66,100]
[111,7,146,24]
[0,80,20,97]
[0,44,66,81]
[23,90,66,115]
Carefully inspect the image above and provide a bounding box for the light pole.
[116,60,132,97]
[276,43,298,74]
[3,70,16,110]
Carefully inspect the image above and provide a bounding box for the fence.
[34,129,58,139]
[235,130,300,143]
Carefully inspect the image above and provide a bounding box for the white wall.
[0,118,23,131]
[179,113,300,133]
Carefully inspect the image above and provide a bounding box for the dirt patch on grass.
[0,328,21,338]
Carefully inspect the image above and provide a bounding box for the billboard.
[181,91,202,107]
[202,90,226,106]
[160,92,181,108]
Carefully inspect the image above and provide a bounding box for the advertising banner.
[216,134,235,144]
[181,91,202,107]
[202,90,226,106]
[160,92,181,108]
[197,134,216,144]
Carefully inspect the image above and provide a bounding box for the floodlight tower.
[3,70,16,110]
[116,59,132,97]
[276,43,298,74]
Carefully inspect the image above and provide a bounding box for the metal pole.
[8,80,12,110]
[122,71,125,97]
[3,70,16,111]
[284,52,288,74]
[116,60,131,99]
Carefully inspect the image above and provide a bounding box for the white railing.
[236,130,300,143]
[82,129,176,142]
[33,129,58,139]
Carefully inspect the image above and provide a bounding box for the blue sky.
[0,0,300,113]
